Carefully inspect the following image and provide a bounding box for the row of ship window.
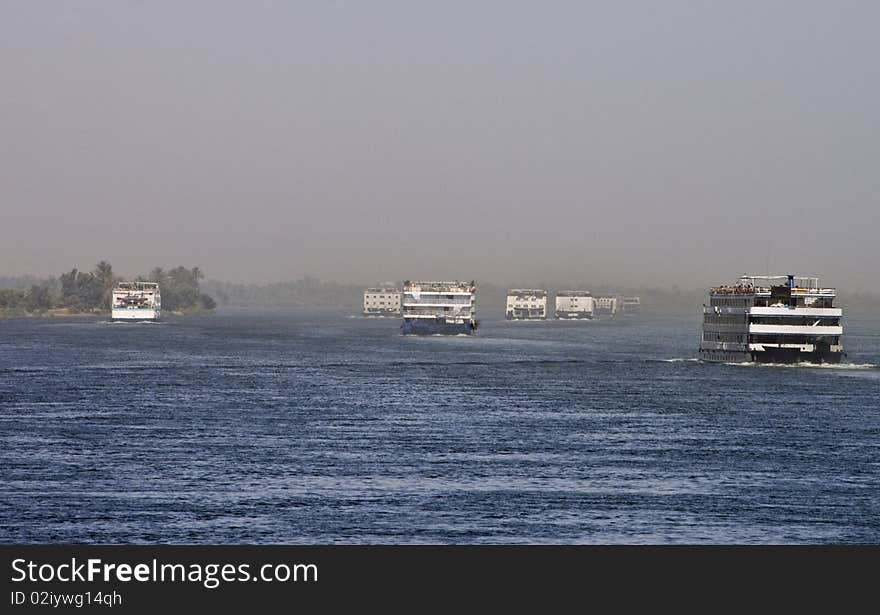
[750,317,840,326]
[751,334,840,343]
[705,316,840,326]
[703,333,841,343]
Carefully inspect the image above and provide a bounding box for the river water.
[1,310,878,543]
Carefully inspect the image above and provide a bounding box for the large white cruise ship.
[700,274,843,364]
[505,289,547,320]
[401,280,476,335]
[111,282,161,321]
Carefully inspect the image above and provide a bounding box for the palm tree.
[93,261,113,285]
[93,261,117,311]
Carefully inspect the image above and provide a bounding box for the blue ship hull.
[401,319,475,335]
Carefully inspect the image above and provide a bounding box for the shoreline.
[0,308,103,319]
[0,308,212,319]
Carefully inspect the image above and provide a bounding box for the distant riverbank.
[0,307,102,318]
[1,262,215,319]
[0,307,213,319]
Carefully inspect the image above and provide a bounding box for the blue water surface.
[1,310,878,543]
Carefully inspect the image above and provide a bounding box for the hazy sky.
[2,1,878,288]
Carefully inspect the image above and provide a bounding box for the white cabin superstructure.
[505,289,548,320]
[555,291,594,319]
[363,287,401,316]
[700,274,843,364]
[111,282,161,321]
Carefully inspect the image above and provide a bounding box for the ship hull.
[401,319,474,335]
[752,347,842,364]
[699,349,843,364]
[555,312,593,320]
[112,308,160,321]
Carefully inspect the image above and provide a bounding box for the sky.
[2,1,878,289]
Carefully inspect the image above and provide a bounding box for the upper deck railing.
[403,280,475,294]
[556,290,592,297]
[506,289,547,298]
[114,281,159,292]
[710,274,835,296]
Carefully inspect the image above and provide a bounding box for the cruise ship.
[111,282,161,321]
[401,280,476,335]
[505,289,547,320]
[362,287,401,317]
[621,296,642,314]
[594,296,620,317]
[700,274,843,364]
[555,291,594,319]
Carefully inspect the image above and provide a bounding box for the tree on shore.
[199,293,216,310]
[139,265,209,311]
[59,268,103,311]
[93,260,117,306]
[0,289,25,309]
[58,261,116,311]
[25,285,53,312]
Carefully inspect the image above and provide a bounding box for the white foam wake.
[723,361,876,370]
[656,358,701,363]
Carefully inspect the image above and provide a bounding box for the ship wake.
[722,361,877,370]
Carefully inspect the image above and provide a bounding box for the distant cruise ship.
[401,280,476,335]
[700,274,843,363]
[594,296,620,316]
[505,289,547,320]
[621,296,641,314]
[111,282,161,321]
[555,291,594,319]
[362,287,401,317]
